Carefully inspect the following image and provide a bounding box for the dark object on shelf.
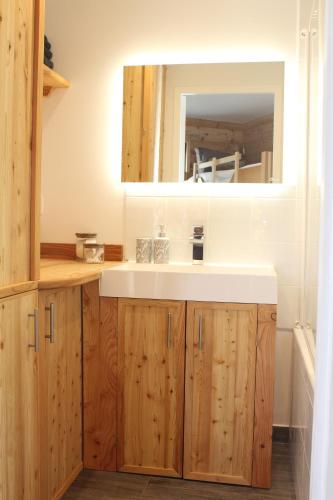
[44,48,53,60]
[44,35,51,50]
[44,34,54,69]
[44,57,54,70]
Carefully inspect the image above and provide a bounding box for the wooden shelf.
[43,64,70,97]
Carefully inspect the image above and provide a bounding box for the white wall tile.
[125,197,166,260]
[251,198,298,243]
[277,285,299,329]
[165,197,209,241]
[248,242,301,286]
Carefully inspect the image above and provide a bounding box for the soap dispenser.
[153,225,170,264]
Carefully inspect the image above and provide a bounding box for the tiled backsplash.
[125,192,301,426]
[125,195,301,329]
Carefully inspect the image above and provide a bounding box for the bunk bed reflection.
[188,151,273,183]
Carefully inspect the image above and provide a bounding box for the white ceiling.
[186,93,275,123]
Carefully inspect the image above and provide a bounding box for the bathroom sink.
[100,262,277,304]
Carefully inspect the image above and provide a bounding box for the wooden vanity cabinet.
[184,302,258,486]
[0,291,40,500]
[183,301,276,488]
[117,298,186,477]
[39,286,82,500]
[84,296,276,488]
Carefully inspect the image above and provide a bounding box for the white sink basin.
[100,262,277,304]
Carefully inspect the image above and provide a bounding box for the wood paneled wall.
[122,65,166,182]
[243,115,274,164]
[186,115,273,167]
[186,118,244,159]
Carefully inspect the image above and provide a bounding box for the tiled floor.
[62,443,295,500]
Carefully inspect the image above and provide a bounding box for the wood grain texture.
[117,298,185,477]
[30,0,44,281]
[82,287,118,471]
[0,0,35,286]
[104,245,124,262]
[41,243,123,262]
[52,462,83,500]
[0,280,38,300]
[122,66,162,182]
[252,304,277,488]
[39,259,119,290]
[43,65,70,97]
[122,66,144,181]
[184,302,258,486]
[41,243,77,260]
[39,286,82,499]
[0,290,40,500]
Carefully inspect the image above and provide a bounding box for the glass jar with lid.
[75,233,97,260]
[83,243,105,264]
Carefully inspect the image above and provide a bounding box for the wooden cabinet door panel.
[0,291,39,500]
[117,298,185,477]
[0,0,36,287]
[39,286,82,499]
[184,302,257,485]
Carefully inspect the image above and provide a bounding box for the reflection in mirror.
[121,62,284,183]
[184,93,274,183]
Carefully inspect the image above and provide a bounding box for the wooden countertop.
[39,259,120,290]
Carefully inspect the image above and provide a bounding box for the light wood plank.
[39,259,119,290]
[53,462,83,500]
[82,287,118,471]
[121,66,144,182]
[0,280,38,300]
[0,0,35,286]
[252,304,277,488]
[0,290,40,499]
[30,0,45,281]
[117,298,185,477]
[39,286,82,499]
[184,302,258,485]
[43,65,70,97]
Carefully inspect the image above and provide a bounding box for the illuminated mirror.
[121,62,284,183]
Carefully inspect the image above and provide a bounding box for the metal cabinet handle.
[167,312,172,348]
[45,303,55,343]
[28,309,40,353]
[198,313,203,351]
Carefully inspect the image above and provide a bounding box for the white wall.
[43,0,301,425]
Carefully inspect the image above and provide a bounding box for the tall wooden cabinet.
[184,302,258,485]
[39,286,83,499]
[0,291,40,500]
[0,0,44,288]
[0,0,44,498]
[117,298,185,477]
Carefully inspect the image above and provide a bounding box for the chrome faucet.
[190,225,204,264]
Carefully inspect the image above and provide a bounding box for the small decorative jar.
[83,243,105,264]
[136,238,152,263]
[75,233,97,260]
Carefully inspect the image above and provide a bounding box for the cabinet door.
[0,291,40,499]
[0,0,43,287]
[118,298,185,477]
[39,287,82,499]
[184,302,257,486]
